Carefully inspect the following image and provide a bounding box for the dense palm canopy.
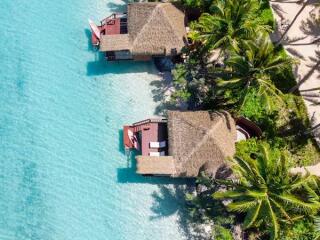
[189,0,272,53]
[215,33,294,109]
[213,143,320,240]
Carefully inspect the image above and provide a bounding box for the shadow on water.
[87,56,157,76]
[118,129,126,155]
[117,151,192,185]
[14,160,49,240]
[85,28,158,76]
[84,29,96,52]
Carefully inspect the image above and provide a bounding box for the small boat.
[88,19,101,40]
[127,129,140,150]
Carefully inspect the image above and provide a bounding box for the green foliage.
[213,143,320,240]
[259,0,275,29]
[279,219,317,240]
[189,0,272,53]
[238,87,319,166]
[179,0,212,12]
[171,50,216,108]
[171,64,191,102]
[185,172,237,236]
[314,216,320,240]
[178,0,320,238]
[214,225,234,240]
[215,33,294,110]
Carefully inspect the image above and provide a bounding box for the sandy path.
[270,1,320,144]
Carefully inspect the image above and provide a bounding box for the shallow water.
[0,1,189,239]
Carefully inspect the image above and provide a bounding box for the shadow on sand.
[106,0,127,13]
[149,71,183,115]
[150,185,213,240]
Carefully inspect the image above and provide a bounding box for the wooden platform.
[91,14,127,46]
[123,120,168,156]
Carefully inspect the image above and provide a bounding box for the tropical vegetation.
[188,0,272,53]
[169,0,320,238]
[214,143,320,239]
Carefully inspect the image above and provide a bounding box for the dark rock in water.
[153,57,174,72]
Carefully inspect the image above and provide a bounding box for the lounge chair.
[149,151,166,157]
[149,141,166,148]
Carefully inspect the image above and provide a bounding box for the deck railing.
[132,118,167,126]
[100,12,127,26]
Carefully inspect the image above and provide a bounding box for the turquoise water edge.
[0,1,189,239]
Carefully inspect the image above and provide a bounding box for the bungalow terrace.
[89,2,187,61]
[123,111,262,178]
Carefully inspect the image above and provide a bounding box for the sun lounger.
[149,151,166,157]
[149,141,166,148]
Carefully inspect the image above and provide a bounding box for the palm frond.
[265,199,279,240]
[243,200,262,228]
[227,200,258,213]
[278,193,320,214]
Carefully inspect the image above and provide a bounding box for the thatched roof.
[168,111,237,177]
[101,3,186,55]
[136,111,237,177]
[136,156,176,175]
[100,34,131,52]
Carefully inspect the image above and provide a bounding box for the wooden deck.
[91,14,127,46]
[102,18,121,35]
[140,122,167,156]
[123,121,168,156]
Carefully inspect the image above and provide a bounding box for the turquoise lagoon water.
[0,1,190,239]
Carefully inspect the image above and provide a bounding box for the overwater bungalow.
[89,2,187,61]
[123,111,262,178]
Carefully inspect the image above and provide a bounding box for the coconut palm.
[215,33,295,109]
[213,143,320,240]
[189,0,272,53]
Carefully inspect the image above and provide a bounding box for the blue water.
[0,1,189,239]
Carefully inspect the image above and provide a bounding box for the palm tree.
[189,0,272,53]
[215,33,294,109]
[213,143,320,240]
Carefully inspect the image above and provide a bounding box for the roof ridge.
[132,3,183,49]
[158,4,184,44]
[182,118,223,163]
[131,4,159,46]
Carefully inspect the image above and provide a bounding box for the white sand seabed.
[270,1,320,145]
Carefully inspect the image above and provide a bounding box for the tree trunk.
[289,60,320,93]
[276,0,310,45]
